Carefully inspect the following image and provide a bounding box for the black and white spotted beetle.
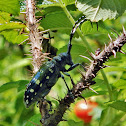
[24,16,88,108]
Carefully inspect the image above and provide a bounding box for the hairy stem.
[26,0,48,74]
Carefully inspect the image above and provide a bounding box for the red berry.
[74,100,98,123]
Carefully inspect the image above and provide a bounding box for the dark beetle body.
[24,53,73,107]
[24,16,88,108]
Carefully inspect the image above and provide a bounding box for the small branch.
[40,28,126,126]
[26,0,48,73]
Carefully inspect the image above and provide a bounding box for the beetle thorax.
[52,52,73,70]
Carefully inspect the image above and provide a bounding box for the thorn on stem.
[108,34,112,42]
[112,50,116,58]
[79,95,87,104]
[89,87,98,94]
[89,52,96,60]
[122,26,126,34]
[80,55,93,62]
[120,50,126,54]
[95,48,101,56]
[111,29,119,37]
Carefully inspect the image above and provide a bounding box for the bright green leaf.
[113,79,126,89]
[0,0,20,15]
[25,114,41,126]
[107,101,126,112]
[0,22,25,32]
[0,12,11,23]
[82,90,108,98]
[0,30,28,44]
[104,67,126,72]
[62,0,75,6]
[0,80,28,93]
[38,4,62,15]
[0,30,17,42]
[76,0,126,22]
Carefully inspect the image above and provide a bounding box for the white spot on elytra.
[26,99,29,104]
[30,89,34,93]
[49,68,53,73]
[36,80,40,85]
[40,83,42,87]
[46,76,49,79]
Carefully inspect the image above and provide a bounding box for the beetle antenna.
[67,16,88,54]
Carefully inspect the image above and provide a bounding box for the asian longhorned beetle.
[24,16,88,108]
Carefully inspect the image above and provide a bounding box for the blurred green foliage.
[0,0,126,126]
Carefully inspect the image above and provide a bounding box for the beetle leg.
[62,73,75,99]
[90,21,93,28]
[63,72,75,86]
[60,74,70,92]
[96,22,98,31]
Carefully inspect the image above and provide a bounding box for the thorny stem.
[58,0,114,101]
[26,0,49,74]
[40,28,126,126]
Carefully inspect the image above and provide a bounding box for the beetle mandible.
[24,16,88,108]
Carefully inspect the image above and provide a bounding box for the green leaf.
[119,89,126,99]
[14,33,28,44]
[104,67,126,72]
[76,0,126,22]
[0,12,11,23]
[82,90,108,98]
[40,11,72,33]
[92,78,107,91]
[81,20,110,35]
[100,107,116,126]
[107,101,126,112]
[24,114,41,126]
[38,4,63,15]
[0,22,25,32]
[58,43,87,59]
[62,0,75,6]
[0,80,28,93]
[67,120,83,126]
[0,0,20,15]
[0,30,28,44]
[6,59,31,71]
[113,79,126,89]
